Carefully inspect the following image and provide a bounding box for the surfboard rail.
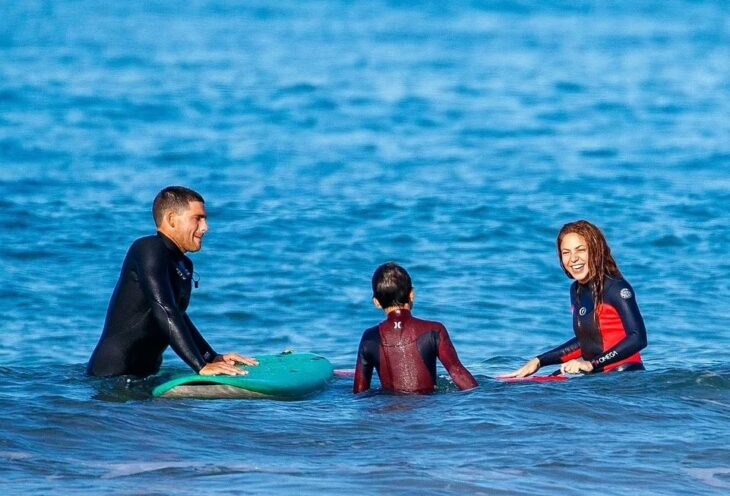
[153,352,334,399]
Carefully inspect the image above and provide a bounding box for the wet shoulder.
[569,281,580,304]
[410,315,447,333]
[604,276,637,304]
[127,235,169,265]
[359,325,381,352]
[362,325,380,340]
[130,234,165,253]
[570,280,579,294]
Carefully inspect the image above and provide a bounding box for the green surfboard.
[152,352,334,399]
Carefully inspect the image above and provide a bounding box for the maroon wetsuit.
[353,309,478,394]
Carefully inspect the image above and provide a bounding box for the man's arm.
[135,242,208,372]
[183,313,217,362]
[182,290,257,372]
[436,326,478,390]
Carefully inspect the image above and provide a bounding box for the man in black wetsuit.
[87,186,257,377]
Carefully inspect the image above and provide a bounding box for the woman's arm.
[589,280,647,371]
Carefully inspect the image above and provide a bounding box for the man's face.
[169,201,208,253]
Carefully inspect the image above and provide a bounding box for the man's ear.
[165,210,177,229]
[409,288,415,306]
[372,297,382,309]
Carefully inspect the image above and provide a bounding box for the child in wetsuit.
[353,262,478,394]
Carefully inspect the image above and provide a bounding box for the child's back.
[353,262,478,394]
[355,308,477,393]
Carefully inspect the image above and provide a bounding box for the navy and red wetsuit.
[538,277,647,373]
[353,309,478,394]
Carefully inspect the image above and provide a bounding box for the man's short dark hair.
[152,186,205,227]
[372,262,412,309]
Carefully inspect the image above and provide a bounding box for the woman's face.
[560,232,591,283]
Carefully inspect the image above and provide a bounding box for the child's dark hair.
[372,262,412,309]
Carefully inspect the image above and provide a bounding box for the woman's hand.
[560,358,594,375]
[499,357,541,379]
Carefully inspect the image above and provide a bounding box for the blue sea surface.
[2,0,730,494]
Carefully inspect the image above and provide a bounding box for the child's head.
[372,262,413,310]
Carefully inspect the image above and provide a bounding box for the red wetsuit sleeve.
[437,326,478,390]
[537,337,582,366]
[353,328,377,394]
[589,280,648,371]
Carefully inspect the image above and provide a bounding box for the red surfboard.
[334,369,356,378]
[339,368,568,383]
[498,375,569,383]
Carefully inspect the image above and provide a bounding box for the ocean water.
[1,0,729,494]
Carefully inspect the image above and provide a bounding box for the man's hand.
[498,357,541,379]
[214,353,259,367]
[198,361,247,376]
[560,358,593,375]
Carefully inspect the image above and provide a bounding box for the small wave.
[272,83,319,99]
[100,460,309,479]
[685,467,730,489]
[580,148,619,159]
[554,81,585,94]
[0,451,33,461]
[690,398,730,411]
[651,234,684,247]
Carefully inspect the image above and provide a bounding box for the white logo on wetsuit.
[597,350,618,363]
[176,261,191,281]
[394,321,402,329]
[620,288,633,299]
[579,307,587,316]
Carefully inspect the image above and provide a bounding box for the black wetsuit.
[538,277,647,373]
[354,309,478,394]
[87,233,217,377]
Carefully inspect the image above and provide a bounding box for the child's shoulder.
[360,325,380,339]
[410,314,447,330]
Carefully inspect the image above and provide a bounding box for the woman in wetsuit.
[503,220,647,378]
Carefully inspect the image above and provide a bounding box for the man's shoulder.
[125,235,172,267]
[129,234,166,253]
[131,233,161,245]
